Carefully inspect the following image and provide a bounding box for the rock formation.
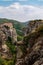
[0,22,17,43]
[24,20,43,35]
[0,22,17,59]
[15,21,43,65]
[0,20,43,65]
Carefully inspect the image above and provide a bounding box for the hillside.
[16,25,43,65]
[15,20,43,65]
[0,18,25,41]
[0,18,25,36]
[0,19,43,65]
[23,20,43,35]
[0,22,17,65]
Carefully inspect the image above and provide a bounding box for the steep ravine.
[0,20,43,65]
[15,20,43,65]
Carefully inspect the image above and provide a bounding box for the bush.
[6,41,17,54]
[0,56,4,65]
[17,35,23,41]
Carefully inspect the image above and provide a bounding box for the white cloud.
[0,2,43,22]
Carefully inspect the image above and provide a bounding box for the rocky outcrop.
[24,20,43,35]
[0,22,17,44]
[0,22,17,59]
[1,43,12,59]
[0,20,43,65]
[15,23,43,65]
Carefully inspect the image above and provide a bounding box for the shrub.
[6,41,17,54]
[17,35,23,41]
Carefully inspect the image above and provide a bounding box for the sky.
[0,0,43,22]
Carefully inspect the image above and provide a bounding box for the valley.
[0,18,43,65]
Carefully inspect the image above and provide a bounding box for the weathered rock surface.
[0,22,17,59]
[15,22,43,65]
[0,22,17,43]
[0,20,43,65]
[24,20,43,35]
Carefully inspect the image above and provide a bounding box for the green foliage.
[20,46,27,55]
[0,56,4,65]
[6,41,17,54]
[16,29,24,36]
[0,59,15,65]
[0,56,14,65]
[17,35,23,41]
[7,61,14,65]
[3,41,17,65]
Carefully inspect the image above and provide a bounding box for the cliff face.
[16,20,43,65]
[0,20,43,65]
[0,22,17,44]
[0,22,17,59]
[24,20,43,35]
[22,29,43,65]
